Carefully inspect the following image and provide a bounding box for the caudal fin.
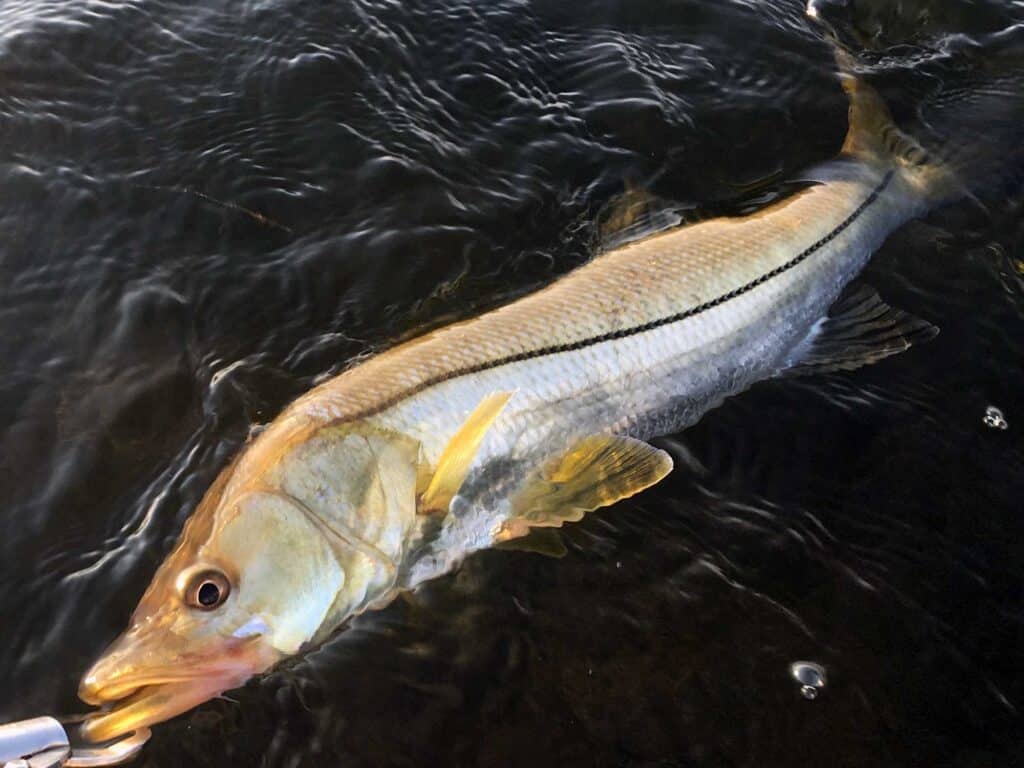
[807,1,961,204]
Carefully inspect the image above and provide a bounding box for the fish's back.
[292,166,885,427]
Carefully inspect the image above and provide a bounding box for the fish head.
[78,432,350,742]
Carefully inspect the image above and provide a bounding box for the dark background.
[1,0,1022,765]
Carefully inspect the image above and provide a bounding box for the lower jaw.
[81,676,239,743]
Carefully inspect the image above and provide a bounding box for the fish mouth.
[80,676,241,742]
[78,636,278,743]
[79,670,208,707]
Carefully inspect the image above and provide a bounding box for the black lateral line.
[345,170,894,422]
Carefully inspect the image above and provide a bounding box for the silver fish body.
[281,160,924,586]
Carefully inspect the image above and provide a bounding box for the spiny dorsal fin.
[495,435,673,542]
[784,285,938,376]
[419,391,513,514]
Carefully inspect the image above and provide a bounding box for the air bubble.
[983,405,1008,430]
[790,661,826,699]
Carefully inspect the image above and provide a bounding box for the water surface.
[1,0,1023,765]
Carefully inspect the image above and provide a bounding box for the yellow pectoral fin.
[496,435,673,541]
[419,390,514,514]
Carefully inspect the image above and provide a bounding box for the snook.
[78,31,954,742]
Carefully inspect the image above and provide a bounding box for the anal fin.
[494,528,568,558]
[495,435,673,542]
[784,285,938,376]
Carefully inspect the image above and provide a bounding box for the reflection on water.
[1,0,1022,765]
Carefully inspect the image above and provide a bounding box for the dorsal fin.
[598,180,684,251]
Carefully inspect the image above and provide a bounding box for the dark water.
[2,0,1024,765]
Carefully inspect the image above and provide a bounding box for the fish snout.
[79,661,139,706]
[79,665,122,706]
[78,626,164,705]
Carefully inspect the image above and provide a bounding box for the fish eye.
[184,569,231,611]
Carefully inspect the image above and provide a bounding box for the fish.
[78,13,961,742]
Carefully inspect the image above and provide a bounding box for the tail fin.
[806,0,1024,205]
[808,2,961,203]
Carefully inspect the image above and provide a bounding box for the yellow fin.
[494,528,568,558]
[496,435,672,540]
[419,391,513,514]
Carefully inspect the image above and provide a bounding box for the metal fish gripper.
[0,716,149,768]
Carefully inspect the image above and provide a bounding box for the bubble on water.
[983,405,1008,430]
[790,661,826,699]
